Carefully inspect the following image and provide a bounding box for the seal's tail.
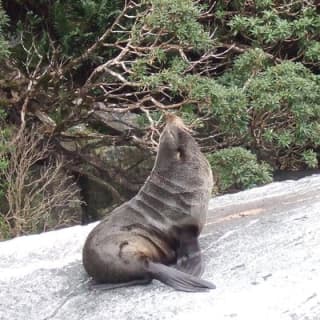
[146,261,216,292]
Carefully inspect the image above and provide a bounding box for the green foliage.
[230,7,312,43]
[219,48,271,87]
[52,0,121,56]
[207,147,273,192]
[227,3,320,64]
[304,40,320,63]
[135,46,320,170]
[0,3,9,59]
[229,10,292,44]
[138,58,248,139]
[9,0,122,58]
[302,150,318,169]
[244,61,320,168]
[1,0,320,220]
[145,0,211,49]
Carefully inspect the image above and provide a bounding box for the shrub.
[1,0,320,236]
[207,147,273,193]
[0,128,81,238]
[0,3,9,59]
[245,61,320,169]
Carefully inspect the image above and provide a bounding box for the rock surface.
[1,175,320,320]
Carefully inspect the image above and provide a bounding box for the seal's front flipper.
[90,278,151,291]
[146,261,215,292]
[176,238,203,277]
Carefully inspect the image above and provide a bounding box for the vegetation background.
[0,0,319,238]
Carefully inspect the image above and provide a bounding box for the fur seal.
[82,114,215,292]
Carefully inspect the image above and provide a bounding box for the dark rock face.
[1,175,320,319]
[59,120,154,221]
[80,145,154,220]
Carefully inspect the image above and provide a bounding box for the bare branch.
[3,128,81,237]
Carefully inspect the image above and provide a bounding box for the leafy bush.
[51,0,121,56]
[228,4,320,64]
[6,0,121,58]
[139,49,320,170]
[0,3,9,59]
[3,1,319,168]
[145,0,211,49]
[219,50,320,170]
[1,0,320,237]
[245,61,320,169]
[207,147,273,192]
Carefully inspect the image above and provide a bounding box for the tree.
[1,0,320,237]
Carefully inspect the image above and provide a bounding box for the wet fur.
[82,114,215,291]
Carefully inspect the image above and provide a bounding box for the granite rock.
[1,175,320,320]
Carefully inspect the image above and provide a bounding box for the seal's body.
[82,114,215,292]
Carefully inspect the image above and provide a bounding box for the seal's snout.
[165,112,179,123]
[165,113,192,133]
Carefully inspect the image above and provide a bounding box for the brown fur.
[82,114,214,291]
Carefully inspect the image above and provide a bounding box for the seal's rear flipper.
[90,278,151,291]
[146,261,215,292]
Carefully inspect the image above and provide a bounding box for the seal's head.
[154,113,203,173]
